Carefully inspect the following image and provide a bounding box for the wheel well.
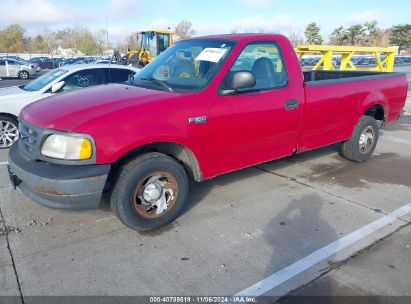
[0,113,18,122]
[363,104,384,121]
[109,142,203,186]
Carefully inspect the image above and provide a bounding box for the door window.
[109,69,136,83]
[61,69,102,92]
[158,34,170,54]
[223,42,288,92]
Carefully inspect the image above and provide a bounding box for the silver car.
[0,58,38,79]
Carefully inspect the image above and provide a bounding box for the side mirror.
[51,81,65,93]
[219,71,256,96]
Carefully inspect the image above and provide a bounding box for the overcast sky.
[1,0,409,43]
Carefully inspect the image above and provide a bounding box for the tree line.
[303,21,411,53]
[0,20,197,56]
[0,24,110,55]
[0,20,410,55]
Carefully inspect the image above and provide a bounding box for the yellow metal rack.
[295,45,399,72]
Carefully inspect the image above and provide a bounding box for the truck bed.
[303,70,404,85]
[300,69,408,152]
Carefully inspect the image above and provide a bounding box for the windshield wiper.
[140,77,173,92]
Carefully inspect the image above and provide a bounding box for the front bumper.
[8,144,111,211]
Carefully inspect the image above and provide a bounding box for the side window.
[109,69,136,84]
[0,60,5,66]
[225,42,288,91]
[158,34,169,54]
[6,60,17,65]
[61,69,101,92]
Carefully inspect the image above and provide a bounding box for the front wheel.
[0,115,19,149]
[340,115,379,162]
[110,153,189,231]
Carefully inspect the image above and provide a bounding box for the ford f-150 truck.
[8,34,408,231]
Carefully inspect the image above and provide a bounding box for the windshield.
[23,69,68,91]
[131,39,235,93]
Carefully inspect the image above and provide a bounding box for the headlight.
[41,134,92,160]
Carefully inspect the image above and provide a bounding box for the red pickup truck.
[8,34,408,231]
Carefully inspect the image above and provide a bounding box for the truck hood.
[21,84,177,131]
[0,86,39,99]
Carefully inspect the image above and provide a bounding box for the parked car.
[28,57,54,69]
[332,56,341,67]
[52,58,65,67]
[0,58,38,79]
[7,34,408,231]
[394,57,405,64]
[402,56,411,64]
[72,58,95,65]
[0,64,140,148]
[59,58,81,66]
[0,55,27,62]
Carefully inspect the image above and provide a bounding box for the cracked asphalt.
[0,71,410,302]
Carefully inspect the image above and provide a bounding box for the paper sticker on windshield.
[195,48,227,63]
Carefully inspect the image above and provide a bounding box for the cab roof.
[189,33,286,41]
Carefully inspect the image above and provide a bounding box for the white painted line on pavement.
[235,201,411,297]
[0,161,8,166]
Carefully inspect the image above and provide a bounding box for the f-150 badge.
[188,116,207,124]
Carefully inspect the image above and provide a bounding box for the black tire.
[340,115,379,162]
[0,115,19,149]
[110,153,189,231]
[18,70,29,79]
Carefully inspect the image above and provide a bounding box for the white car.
[0,64,140,148]
[0,58,39,79]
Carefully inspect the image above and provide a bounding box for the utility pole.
[106,16,109,49]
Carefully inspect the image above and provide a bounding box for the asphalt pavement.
[280,224,411,301]
[0,67,410,303]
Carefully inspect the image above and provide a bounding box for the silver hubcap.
[138,175,175,215]
[0,120,18,148]
[359,126,375,154]
[143,182,163,203]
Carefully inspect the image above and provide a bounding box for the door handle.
[285,99,299,110]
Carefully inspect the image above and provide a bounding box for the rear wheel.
[110,153,189,231]
[18,70,29,79]
[0,115,19,149]
[340,115,379,162]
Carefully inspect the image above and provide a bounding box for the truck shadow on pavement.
[264,193,339,301]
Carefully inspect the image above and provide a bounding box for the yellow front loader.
[127,30,174,67]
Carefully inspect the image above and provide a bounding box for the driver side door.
[210,42,303,175]
[6,60,19,77]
